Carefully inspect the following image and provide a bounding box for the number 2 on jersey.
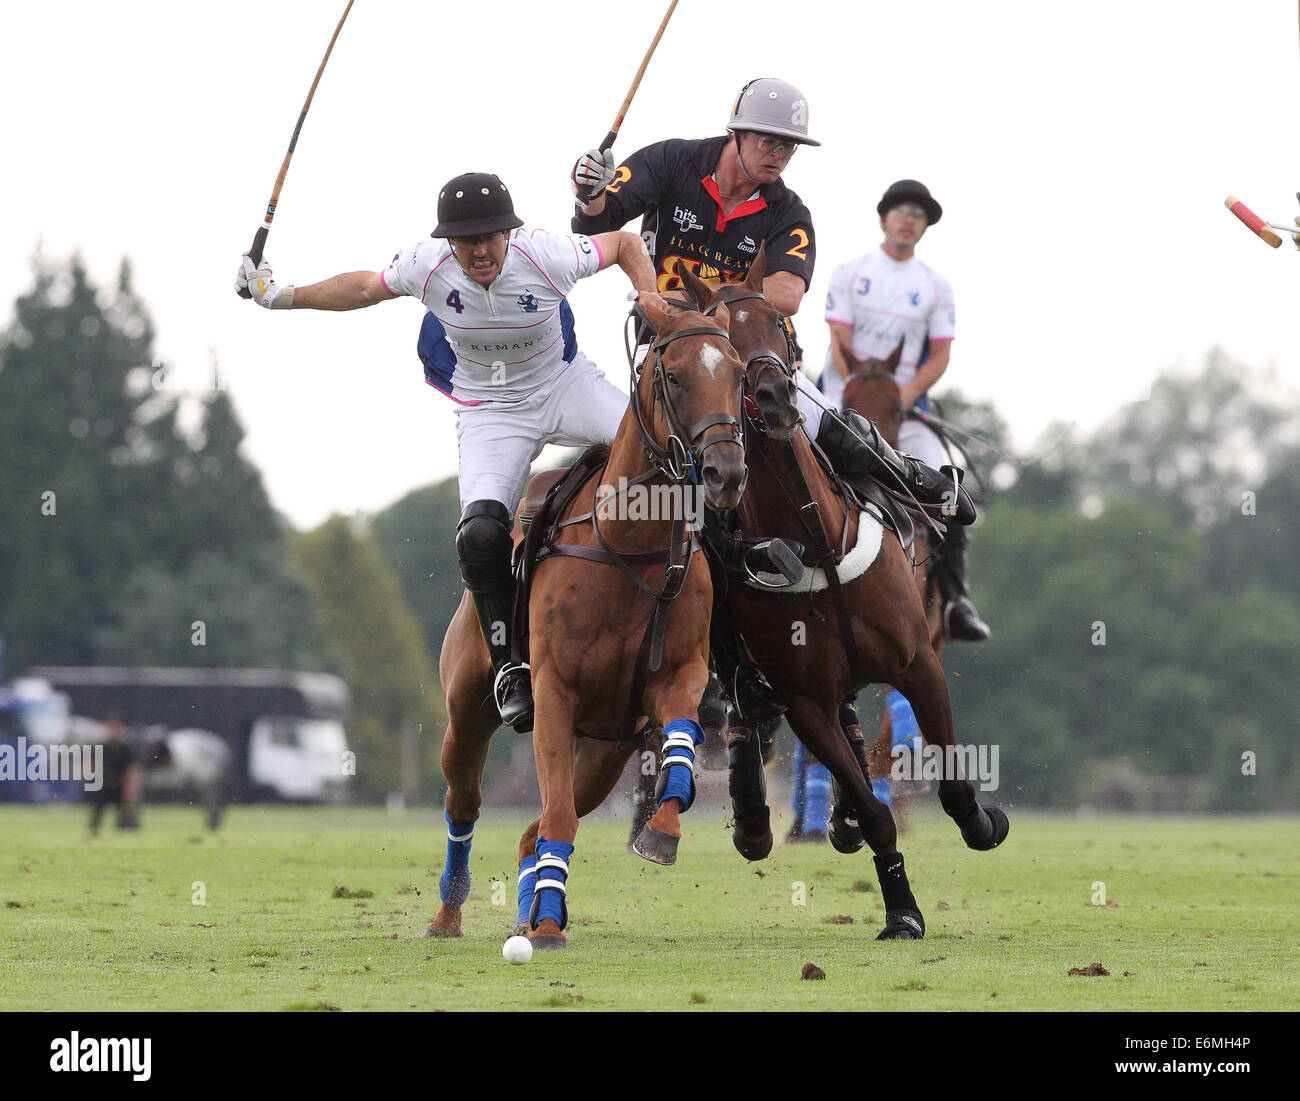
[785,228,810,261]
[446,289,465,314]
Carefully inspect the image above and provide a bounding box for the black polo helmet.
[432,173,524,238]
[876,179,942,225]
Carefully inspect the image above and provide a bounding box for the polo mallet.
[1223,195,1300,249]
[597,0,679,153]
[238,0,356,296]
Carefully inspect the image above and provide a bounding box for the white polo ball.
[502,935,533,964]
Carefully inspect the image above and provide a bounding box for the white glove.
[570,147,617,205]
[236,255,294,309]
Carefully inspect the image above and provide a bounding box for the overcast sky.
[2,1,1297,529]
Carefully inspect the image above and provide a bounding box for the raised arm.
[235,256,395,311]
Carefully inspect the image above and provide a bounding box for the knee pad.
[456,500,512,591]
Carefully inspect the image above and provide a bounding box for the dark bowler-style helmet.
[432,173,525,238]
[877,179,943,225]
[726,77,820,146]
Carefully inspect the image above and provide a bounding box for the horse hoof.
[424,921,462,938]
[732,816,773,861]
[633,825,679,866]
[529,934,567,950]
[828,808,864,854]
[876,910,926,941]
[960,804,1010,851]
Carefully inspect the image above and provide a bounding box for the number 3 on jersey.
[446,289,465,314]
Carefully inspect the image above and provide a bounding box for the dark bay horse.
[842,349,945,814]
[432,288,749,948]
[701,261,1008,940]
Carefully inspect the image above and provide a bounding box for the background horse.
[433,289,748,948]
[842,350,944,817]
[704,264,1008,940]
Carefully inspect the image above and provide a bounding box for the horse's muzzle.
[701,444,747,511]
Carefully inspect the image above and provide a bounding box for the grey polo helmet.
[726,77,820,147]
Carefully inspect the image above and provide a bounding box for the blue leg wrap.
[656,718,704,811]
[871,775,893,806]
[888,690,922,753]
[791,740,808,820]
[529,838,573,930]
[515,854,537,930]
[439,810,474,907]
[804,761,832,833]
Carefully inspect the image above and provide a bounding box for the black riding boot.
[932,523,991,642]
[816,409,977,525]
[456,500,534,732]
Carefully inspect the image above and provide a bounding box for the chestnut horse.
[842,350,944,816]
[703,263,1008,940]
[432,287,749,949]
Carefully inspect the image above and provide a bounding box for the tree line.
[2,256,1295,810]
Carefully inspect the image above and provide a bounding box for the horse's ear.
[639,295,673,335]
[745,242,767,289]
[677,262,717,313]
[886,339,905,372]
[711,301,730,332]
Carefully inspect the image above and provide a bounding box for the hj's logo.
[673,206,703,232]
[517,292,539,313]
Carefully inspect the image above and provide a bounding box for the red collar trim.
[700,175,767,231]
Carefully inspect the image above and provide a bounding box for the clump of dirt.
[801,963,826,980]
[824,915,854,924]
[332,886,373,899]
[1067,962,1110,976]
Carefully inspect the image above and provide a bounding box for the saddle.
[508,445,612,669]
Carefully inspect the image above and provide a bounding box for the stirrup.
[741,538,805,588]
[493,662,534,732]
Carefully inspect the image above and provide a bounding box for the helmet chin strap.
[734,133,760,185]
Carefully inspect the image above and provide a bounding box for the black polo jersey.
[572,135,816,296]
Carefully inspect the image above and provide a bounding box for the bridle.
[625,308,745,484]
[660,286,797,428]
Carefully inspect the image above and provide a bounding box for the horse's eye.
[666,372,681,387]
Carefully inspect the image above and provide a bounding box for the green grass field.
[1,803,1296,1012]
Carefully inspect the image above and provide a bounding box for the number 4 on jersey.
[446,289,465,314]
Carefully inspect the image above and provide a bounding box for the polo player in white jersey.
[823,179,990,640]
[236,172,668,730]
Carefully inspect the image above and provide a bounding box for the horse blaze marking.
[699,343,725,379]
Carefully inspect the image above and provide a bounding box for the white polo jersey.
[381,227,603,405]
[823,247,955,391]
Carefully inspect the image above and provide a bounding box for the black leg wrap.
[727,723,773,861]
[873,852,925,940]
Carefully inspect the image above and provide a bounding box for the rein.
[537,309,743,737]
